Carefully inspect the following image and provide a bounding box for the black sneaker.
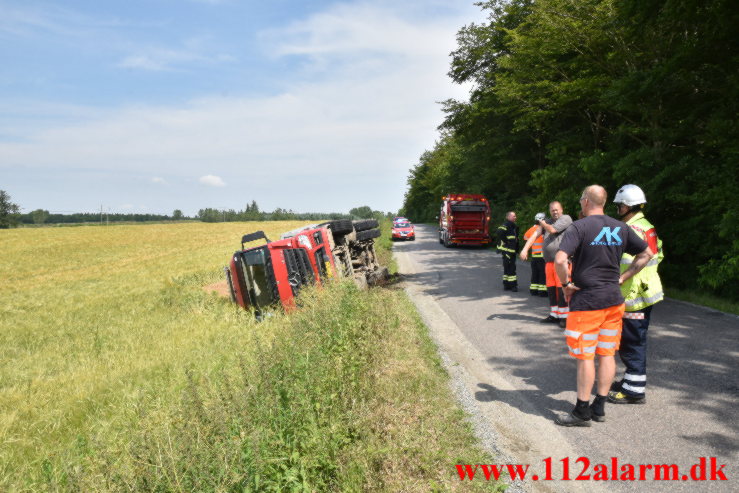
[608,391,646,404]
[558,319,567,328]
[510,286,518,292]
[555,412,592,427]
[540,316,558,324]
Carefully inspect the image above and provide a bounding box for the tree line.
[1,191,386,227]
[196,204,386,222]
[401,0,738,299]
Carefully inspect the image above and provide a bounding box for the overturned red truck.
[224,219,387,317]
[438,193,492,247]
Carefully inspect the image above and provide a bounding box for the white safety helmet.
[614,184,647,206]
[534,212,546,222]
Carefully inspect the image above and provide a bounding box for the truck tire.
[443,232,453,248]
[355,228,381,242]
[323,219,353,235]
[353,219,379,232]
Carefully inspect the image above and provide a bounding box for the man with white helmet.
[609,184,664,405]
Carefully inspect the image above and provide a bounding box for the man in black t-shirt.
[553,185,652,427]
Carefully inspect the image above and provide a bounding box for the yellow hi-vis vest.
[620,212,664,311]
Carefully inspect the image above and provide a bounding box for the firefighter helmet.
[534,212,545,222]
[614,184,647,206]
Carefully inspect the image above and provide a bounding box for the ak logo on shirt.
[591,226,622,246]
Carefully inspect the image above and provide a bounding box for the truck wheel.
[443,232,453,248]
[439,231,443,244]
[353,219,379,232]
[356,228,381,242]
[323,219,353,235]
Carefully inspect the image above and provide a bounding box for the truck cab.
[225,220,387,318]
[226,228,336,317]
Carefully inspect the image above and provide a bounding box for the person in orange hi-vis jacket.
[523,213,547,297]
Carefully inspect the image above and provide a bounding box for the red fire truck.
[225,220,386,318]
[438,193,491,247]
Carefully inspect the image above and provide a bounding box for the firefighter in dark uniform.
[496,211,519,291]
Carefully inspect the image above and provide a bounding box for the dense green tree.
[172,209,183,220]
[31,209,49,224]
[349,206,375,219]
[0,190,21,228]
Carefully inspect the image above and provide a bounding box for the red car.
[392,220,415,241]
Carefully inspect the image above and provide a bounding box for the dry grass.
[0,221,304,487]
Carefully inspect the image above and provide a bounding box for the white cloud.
[199,175,226,187]
[151,177,167,184]
[116,39,236,72]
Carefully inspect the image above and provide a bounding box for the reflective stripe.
[597,341,616,349]
[583,346,596,354]
[499,247,515,253]
[599,328,619,336]
[582,334,598,341]
[625,292,664,307]
[570,347,581,354]
[506,235,516,239]
[564,330,581,338]
[623,312,645,320]
[624,373,646,382]
[620,257,660,267]
[559,307,569,313]
[622,382,645,394]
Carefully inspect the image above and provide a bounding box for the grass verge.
[666,288,739,316]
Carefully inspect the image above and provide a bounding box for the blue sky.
[0,0,482,216]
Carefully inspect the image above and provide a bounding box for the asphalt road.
[394,224,738,493]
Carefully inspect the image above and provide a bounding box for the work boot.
[503,284,511,291]
[555,412,592,427]
[540,316,558,324]
[558,319,567,328]
[608,391,646,404]
[510,286,518,292]
[539,292,549,297]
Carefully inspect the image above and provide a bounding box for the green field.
[0,222,498,491]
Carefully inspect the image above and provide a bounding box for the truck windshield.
[451,200,486,206]
[242,247,277,308]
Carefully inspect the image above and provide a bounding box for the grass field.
[0,222,499,491]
